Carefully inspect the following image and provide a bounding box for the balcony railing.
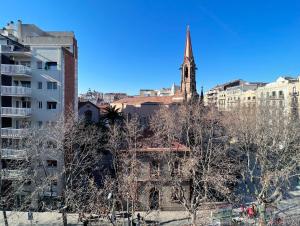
[1,64,31,76]
[1,148,26,159]
[1,128,28,138]
[1,86,32,97]
[1,45,31,55]
[1,169,26,180]
[1,107,32,117]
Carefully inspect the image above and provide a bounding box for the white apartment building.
[205,76,300,117]
[0,20,78,208]
[139,83,180,97]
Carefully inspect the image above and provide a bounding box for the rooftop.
[112,95,183,106]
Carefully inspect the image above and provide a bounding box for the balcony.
[1,128,28,138]
[1,64,31,77]
[1,149,26,159]
[1,86,31,97]
[1,107,32,117]
[1,169,26,180]
[1,45,31,57]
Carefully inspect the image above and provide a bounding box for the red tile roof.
[112,94,184,105]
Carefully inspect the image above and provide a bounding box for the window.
[252,96,256,100]
[184,67,188,78]
[38,101,43,109]
[47,160,57,167]
[24,180,32,186]
[37,121,43,128]
[36,61,43,69]
[21,81,31,88]
[38,82,42,89]
[150,160,159,177]
[279,90,283,97]
[272,91,276,97]
[46,140,57,148]
[171,188,180,202]
[51,180,58,186]
[149,188,159,210]
[248,97,251,100]
[22,101,31,108]
[84,110,92,122]
[45,62,57,70]
[47,82,57,90]
[171,161,180,176]
[47,102,57,109]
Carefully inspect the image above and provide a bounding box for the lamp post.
[108,192,116,226]
[126,192,130,226]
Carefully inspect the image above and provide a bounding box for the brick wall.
[63,38,78,119]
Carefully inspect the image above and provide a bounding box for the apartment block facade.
[204,76,300,116]
[0,20,77,208]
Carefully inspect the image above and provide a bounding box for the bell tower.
[180,26,197,100]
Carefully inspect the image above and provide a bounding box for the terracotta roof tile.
[112,95,183,105]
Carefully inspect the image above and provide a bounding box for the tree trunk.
[2,209,8,226]
[191,211,197,226]
[62,211,67,226]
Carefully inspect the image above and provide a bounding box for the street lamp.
[126,192,130,226]
[107,192,116,225]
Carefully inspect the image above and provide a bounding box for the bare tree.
[10,115,110,226]
[224,104,300,223]
[150,102,238,226]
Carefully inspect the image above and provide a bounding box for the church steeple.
[180,26,197,100]
[184,25,194,63]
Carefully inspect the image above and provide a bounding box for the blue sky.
[2,0,300,95]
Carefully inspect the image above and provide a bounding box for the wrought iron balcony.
[1,148,26,159]
[1,86,32,97]
[1,128,28,138]
[1,107,32,117]
[1,64,31,76]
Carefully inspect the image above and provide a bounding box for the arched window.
[184,67,188,78]
[84,110,92,122]
[149,187,159,210]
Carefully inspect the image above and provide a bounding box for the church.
[111,26,200,118]
[114,27,199,211]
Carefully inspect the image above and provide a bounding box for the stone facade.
[120,148,190,211]
[78,101,100,123]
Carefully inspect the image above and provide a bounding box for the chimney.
[17,19,22,41]
[6,21,15,37]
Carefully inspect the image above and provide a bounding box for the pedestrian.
[247,205,254,218]
[240,204,245,217]
[83,219,88,226]
[137,213,141,226]
[252,203,258,217]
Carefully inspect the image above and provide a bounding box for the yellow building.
[205,76,300,117]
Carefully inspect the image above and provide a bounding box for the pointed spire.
[184,25,194,62]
